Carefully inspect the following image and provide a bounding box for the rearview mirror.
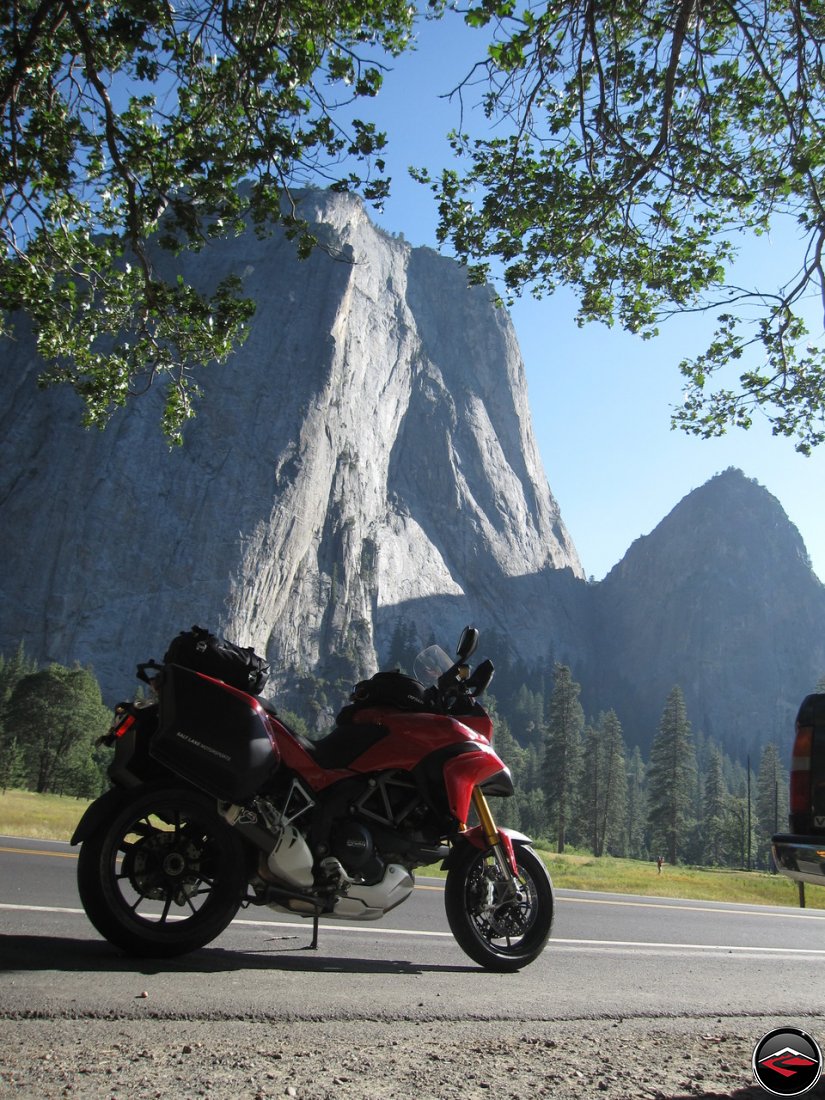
[456,626,479,661]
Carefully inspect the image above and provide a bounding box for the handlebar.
[428,657,495,713]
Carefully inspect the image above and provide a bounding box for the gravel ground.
[3,1015,825,1100]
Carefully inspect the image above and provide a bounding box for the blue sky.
[356,14,825,582]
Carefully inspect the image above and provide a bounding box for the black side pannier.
[150,664,278,801]
[163,625,269,696]
[337,669,428,722]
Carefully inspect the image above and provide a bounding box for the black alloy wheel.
[445,841,554,971]
[77,786,248,957]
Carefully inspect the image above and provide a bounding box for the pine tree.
[756,743,789,868]
[509,684,544,747]
[484,702,524,830]
[490,706,526,789]
[647,686,697,865]
[718,744,756,869]
[701,746,729,866]
[580,722,601,854]
[517,788,548,840]
[597,710,628,857]
[579,711,628,857]
[0,642,40,790]
[721,795,750,869]
[625,745,649,860]
[542,663,584,853]
[386,619,419,674]
[521,744,545,793]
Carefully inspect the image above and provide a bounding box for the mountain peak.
[592,465,824,754]
[0,190,582,695]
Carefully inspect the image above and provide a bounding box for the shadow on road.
[0,932,476,977]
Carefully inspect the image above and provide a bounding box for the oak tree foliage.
[418,0,825,453]
[3,663,111,795]
[1,0,413,438]
[5,1,825,451]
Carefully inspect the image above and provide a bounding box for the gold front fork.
[472,786,501,848]
[471,786,520,884]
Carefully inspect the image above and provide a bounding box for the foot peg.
[317,856,354,887]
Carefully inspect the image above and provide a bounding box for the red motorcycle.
[72,626,554,971]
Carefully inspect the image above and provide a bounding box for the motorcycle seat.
[310,721,390,770]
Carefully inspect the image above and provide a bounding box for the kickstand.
[307,914,319,950]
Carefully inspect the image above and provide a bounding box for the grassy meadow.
[536,845,822,909]
[0,788,92,842]
[1,787,820,910]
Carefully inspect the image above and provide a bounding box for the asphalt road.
[2,834,825,1023]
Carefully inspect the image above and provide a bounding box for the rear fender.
[70,781,200,845]
[70,786,133,845]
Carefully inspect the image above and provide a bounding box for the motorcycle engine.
[332,821,384,883]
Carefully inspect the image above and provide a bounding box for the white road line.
[3,842,824,922]
[4,902,825,953]
[557,894,825,920]
[549,937,825,955]
[0,903,453,936]
[0,903,84,917]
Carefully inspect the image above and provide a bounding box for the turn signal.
[113,713,137,739]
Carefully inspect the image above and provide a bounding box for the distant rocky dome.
[0,189,583,699]
[587,468,825,755]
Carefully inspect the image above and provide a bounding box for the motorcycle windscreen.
[150,664,279,801]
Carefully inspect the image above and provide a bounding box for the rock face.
[0,190,584,705]
[1,193,823,757]
[588,468,825,756]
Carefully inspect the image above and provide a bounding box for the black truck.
[772,694,825,889]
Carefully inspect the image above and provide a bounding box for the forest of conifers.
[0,638,788,870]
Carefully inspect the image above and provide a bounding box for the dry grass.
[1,788,820,911]
[539,848,823,910]
[0,788,91,842]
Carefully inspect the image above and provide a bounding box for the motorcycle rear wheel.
[77,786,248,957]
[445,841,553,971]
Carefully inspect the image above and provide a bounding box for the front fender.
[442,826,534,870]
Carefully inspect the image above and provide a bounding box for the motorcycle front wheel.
[445,841,553,972]
[77,786,248,957]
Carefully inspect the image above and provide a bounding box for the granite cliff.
[1,192,823,755]
[0,190,585,709]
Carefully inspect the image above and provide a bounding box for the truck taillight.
[790,722,813,816]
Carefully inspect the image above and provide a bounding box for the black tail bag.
[164,625,269,695]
